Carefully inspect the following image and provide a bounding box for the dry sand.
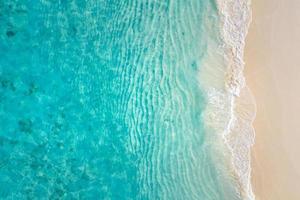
[244,0,300,199]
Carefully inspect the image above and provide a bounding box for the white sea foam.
[199,0,256,199]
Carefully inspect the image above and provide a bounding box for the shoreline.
[245,0,300,199]
[217,1,256,199]
[200,0,256,199]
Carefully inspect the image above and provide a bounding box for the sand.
[244,0,300,199]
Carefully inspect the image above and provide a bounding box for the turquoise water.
[0,0,240,199]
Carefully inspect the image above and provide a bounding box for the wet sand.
[244,0,300,199]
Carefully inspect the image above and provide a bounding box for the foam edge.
[216,0,256,199]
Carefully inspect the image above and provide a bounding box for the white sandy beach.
[245,0,300,199]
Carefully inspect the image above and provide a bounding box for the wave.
[199,0,256,199]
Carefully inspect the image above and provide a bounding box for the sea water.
[0,0,254,199]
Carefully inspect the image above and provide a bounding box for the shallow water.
[0,1,242,199]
